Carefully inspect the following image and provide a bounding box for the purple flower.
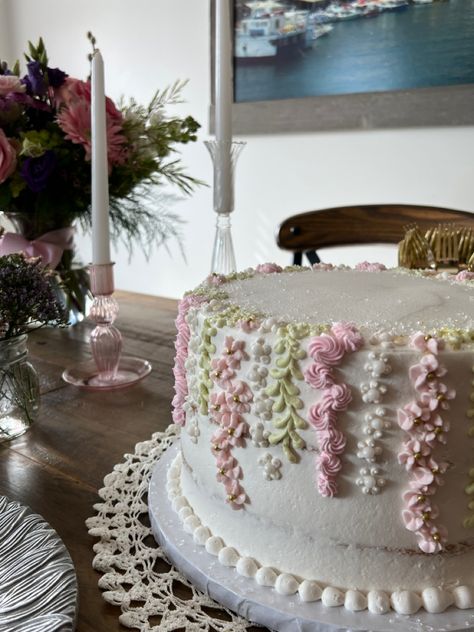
[20,150,57,192]
[23,61,46,96]
[47,67,67,88]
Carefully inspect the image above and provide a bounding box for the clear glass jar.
[0,335,40,442]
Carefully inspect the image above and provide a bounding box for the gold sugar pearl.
[413,417,422,425]
[226,348,232,355]
[432,533,441,542]
[424,335,432,341]
[233,395,240,403]
[227,428,235,436]
[213,371,221,379]
[212,404,220,411]
[435,427,443,435]
[213,444,220,451]
[432,467,440,474]
[417,494,426,503]
[219,468,225,475]
[422,511,431,522]
[437,394,445,401]
[426,372,436,381]
[414,452,422,460]
[227,494,236,502]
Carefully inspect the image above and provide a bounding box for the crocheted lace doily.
[86,424,260,631]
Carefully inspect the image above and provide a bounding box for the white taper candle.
[215,0,233,212]
[91,49,111,265]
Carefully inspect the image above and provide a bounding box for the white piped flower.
[250,422,270,447]
[360,380,387,404]
[247,363,268,391]
[258,452,282,480]
[357,438,382,463]
[364,352,392,378]
[251,337,272,364]
[356,466,386,494]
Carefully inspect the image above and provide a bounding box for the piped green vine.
[463,364,474,529]
[265,323,311,463]
[198,318,217,414]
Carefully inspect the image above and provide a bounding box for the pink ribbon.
[0,227,75,269]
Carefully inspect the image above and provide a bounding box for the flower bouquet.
[0,250,67,441]
[0,36,201,322]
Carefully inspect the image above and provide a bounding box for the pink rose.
[304,362,334,389]
[319,428,346,455]
[308,333,345,365]
[327,383,352,411]
[0,129,17,183]
[255,262,283,274]
[318,451,341,476]
[331,322,363,352]
[0,75,26,96]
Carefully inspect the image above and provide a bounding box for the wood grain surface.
[0,291,262,632]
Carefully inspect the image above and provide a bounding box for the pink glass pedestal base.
[62,356,151,391]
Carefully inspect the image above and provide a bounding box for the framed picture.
[210,0,474,133]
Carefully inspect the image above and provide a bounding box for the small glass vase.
[204,140,245,275]
[0,335,40,442]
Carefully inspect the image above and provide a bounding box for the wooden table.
[0,291,263,632]
[0,292,179,632]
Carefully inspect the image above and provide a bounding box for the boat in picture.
[313,24,334,39]
[235,2,313,61]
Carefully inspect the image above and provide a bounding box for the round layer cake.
[169,263,474,616]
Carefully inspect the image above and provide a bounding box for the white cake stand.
[148,444,474,632]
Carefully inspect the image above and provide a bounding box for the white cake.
[168,263,474,615]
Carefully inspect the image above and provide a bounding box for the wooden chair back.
[277,204,474,265]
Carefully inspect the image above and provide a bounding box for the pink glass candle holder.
[62,263,151,390]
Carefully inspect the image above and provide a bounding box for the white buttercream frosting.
[171,267,474,616]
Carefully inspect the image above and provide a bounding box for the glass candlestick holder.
[62,263,151,390]
[205,140,245,275]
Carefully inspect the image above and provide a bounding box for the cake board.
[148,443,474,632]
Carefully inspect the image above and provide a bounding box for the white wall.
[3,0,474,298]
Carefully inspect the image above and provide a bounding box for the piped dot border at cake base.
[162,449,474,619]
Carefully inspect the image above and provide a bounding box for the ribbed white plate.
[0,496,77,632]
[149,444,474,632]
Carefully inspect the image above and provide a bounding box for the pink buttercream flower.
[397,401,432,432]
[409,332,441,355]
[455,270,474,282]
[318,451,342,476]
[255,262,283,274]
[211,427,233,453]
[205,272,226,286]
[308,333,345,365]
[304,362,334,389]
[326,383,352,411]
[209,391,231,424]
[237,318,260,333]
[420,383,455,411]
[318,477,338,498]
[210,357,235,389]
[0,75,26,95]
[308,403,337,431]
[409,354,446,391]
[0,129,17,183]
[312,263,334,271]
[423,415,449,447]
[355,261,387,272]
[403,489,434,511]
[331,322,363,352]
[225,380,253,413]
[319,427,346,455]
[225,480,246,510]
[416,524,448,553]
[222,336,249,369]
[398,439,430,470]
[216,454,241,483]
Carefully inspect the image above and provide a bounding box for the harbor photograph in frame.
[233,0,474,103]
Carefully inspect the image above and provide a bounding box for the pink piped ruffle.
[171,295,205,426]
[305,322,363,497]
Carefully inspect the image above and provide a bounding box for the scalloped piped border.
[166,452,474,616]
